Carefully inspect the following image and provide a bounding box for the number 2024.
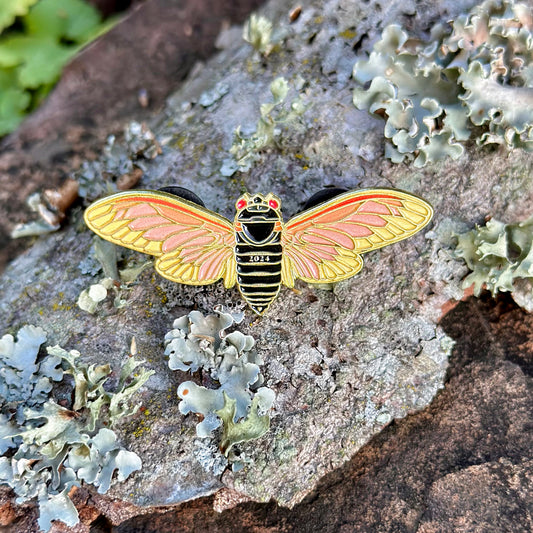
[250,255,270,262]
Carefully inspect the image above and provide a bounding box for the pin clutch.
[84,187,433,315]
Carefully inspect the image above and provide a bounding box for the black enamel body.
[235,203,283,315]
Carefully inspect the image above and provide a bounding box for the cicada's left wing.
[84,190,237,288]
[281,189,433,287]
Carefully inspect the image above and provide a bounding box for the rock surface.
[110,294,533,533]
[0,0,264,271]
[2,294,532,532]
[0,0,532,530]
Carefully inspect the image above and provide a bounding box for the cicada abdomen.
[234,193,283,315]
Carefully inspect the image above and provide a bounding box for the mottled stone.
[112,294,533,532]
[0,0,532,528]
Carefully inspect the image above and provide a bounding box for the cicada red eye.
[269,199,279,209]
[236,199,247,210]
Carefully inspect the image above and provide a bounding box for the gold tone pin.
[84,187,433,315]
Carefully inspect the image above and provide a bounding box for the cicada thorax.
[234,194,283,315]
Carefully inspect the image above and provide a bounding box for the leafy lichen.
[77,235,153,314]
[217,390,274,455]
[455,215,533,310]
[243,14,273,56]
[165,307,275,469]
[352,0,533,166]
[0,326,154,532]
[221,76,308,176]
[0,326,60,441]
[77,278,114,314]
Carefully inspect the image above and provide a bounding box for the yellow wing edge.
[83,189,234,254]
[84,190,237,287]
[281,188,434,287]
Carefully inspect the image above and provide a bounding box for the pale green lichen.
[217,390,274,455]
[221,76,307,176]
[0,326,154,532]
[192,438,228,476]
[74,121,160,201]
[0,326,61,445]
[77,278,114,314]
[243,14,273,56]
[455,215,533,310]
[123,121,161,159]
[198,81,230,108]
[165,307,275,469]
[353,0,533,166]
[77,236,152,314]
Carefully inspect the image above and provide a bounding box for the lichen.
[243,14,274,56]
[74,121,160,201]
[0,326,61,427]
[77,278,114,314]
[217,389,275,455]
[352,0,533,166]
[221,76,307,176]
[165,307,275,470]
[123,121,161,160]
[12,119,159,239]
[0,326,154,532]
[455,215,533,310]
[192,438,228,476]
[198,81,230,108]
[77,236,152,314]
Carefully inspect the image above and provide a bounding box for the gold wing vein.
[281,189,433,287]
[84,190,237,287]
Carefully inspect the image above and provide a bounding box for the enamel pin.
[84,187,433,315]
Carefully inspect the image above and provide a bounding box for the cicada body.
[234,193,284,314]
[84,187,433,315]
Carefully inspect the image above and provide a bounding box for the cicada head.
[235,192,281,214]
[234,193,283,241]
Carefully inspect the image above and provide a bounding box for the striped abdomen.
[235,229,282,315]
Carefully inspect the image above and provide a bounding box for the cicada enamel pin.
[84,187,433,315]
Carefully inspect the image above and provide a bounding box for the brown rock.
[418,460,533,533]
[0,500,16,527]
